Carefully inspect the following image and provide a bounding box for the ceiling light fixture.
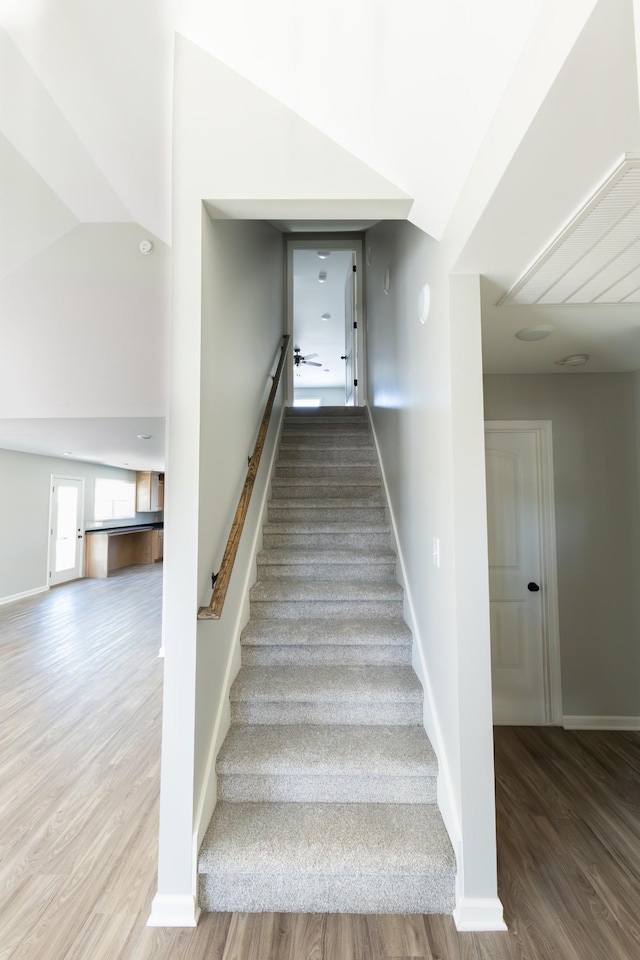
[318,271,327,283]
[137,433,153,440]
[317,250,330,259]
[555,354,589,366]
[321,313,331,321]
[515,325,554,341]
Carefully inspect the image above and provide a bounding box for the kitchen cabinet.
[136,471,164,513]
[151,528,164,561]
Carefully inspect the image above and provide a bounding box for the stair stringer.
[366,408,462,891]
[192,395,287,863]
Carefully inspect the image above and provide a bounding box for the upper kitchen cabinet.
[136,471,164,512]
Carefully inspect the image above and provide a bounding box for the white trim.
[192,398,286,854]
[563,715,640,730]
[367,409,463,858]
[484,421,562,725]
[285,237,365,407]
[453,898,508,932]
[0,585,49,607]
[147,894,201,928]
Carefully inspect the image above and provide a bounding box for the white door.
[49,477,85,586]
[485,425,558,724]
[343,257,357,406]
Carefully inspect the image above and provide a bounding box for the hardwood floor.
[2,567,639,958]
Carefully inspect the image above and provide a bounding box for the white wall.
[0,222,170,419]
[0,449,160,602]
[365,220,499,921]
[194,217,285,821]
[294,386,345,406]
[484,373,640,718]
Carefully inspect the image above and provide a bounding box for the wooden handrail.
[198,334,291,620]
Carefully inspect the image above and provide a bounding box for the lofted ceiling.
[0,0,546,250]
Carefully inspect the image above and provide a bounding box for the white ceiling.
[0,0,546,247]
[293,249,353,390]
[0,418,165,471]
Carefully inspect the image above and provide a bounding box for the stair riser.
[262,531,390,550]
[285,407,367,423]
[268,506,385,523]
[249,599,404,620]
[217,774,436,804]
[279,448,377,463]
[256,563,396,582]
[281,434,373,447]
[283,422,369,432]
[230,701,423,725]
[199,872,455,914]
[276,464,379,479]
[241,645,412,666]
[271,484,382,500]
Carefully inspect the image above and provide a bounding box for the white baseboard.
[563,715,640,730]
[454,897,507,932]
[147,893,201,927]
[0,585,49,607]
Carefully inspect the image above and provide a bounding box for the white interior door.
[485,427,549,724]
[343,258,356,405]
[49,477,85,586]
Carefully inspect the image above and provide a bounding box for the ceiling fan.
[293,347,322,368]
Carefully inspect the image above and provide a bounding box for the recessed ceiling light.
[321,313,331,321]
[555,353,589,366]
[317,250,331,259]
[137,433,152,440]
[318,271,327,283]
[515,325,554,341]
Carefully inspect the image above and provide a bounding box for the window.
[94,478,136,520]
[294,398,322,407]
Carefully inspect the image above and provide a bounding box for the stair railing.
[198,334,291,621]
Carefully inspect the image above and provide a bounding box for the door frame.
[48,475,86,585]
[484,420,563,724]
[285,237,365,406]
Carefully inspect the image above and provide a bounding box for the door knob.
[527,582,540,592]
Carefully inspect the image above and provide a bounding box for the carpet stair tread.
[230,665,423,703]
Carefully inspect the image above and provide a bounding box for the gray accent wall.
[483,373,640,718]
[0,449,161,602]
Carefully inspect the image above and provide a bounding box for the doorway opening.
[286,239,363,406]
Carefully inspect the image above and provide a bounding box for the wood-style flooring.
[1,564,639,959]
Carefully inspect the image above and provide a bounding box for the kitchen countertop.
[85,522,163,535]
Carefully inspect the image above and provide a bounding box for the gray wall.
[0,448,161,602]
[483,373,640,718]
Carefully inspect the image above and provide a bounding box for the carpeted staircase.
[198,406,456,914]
